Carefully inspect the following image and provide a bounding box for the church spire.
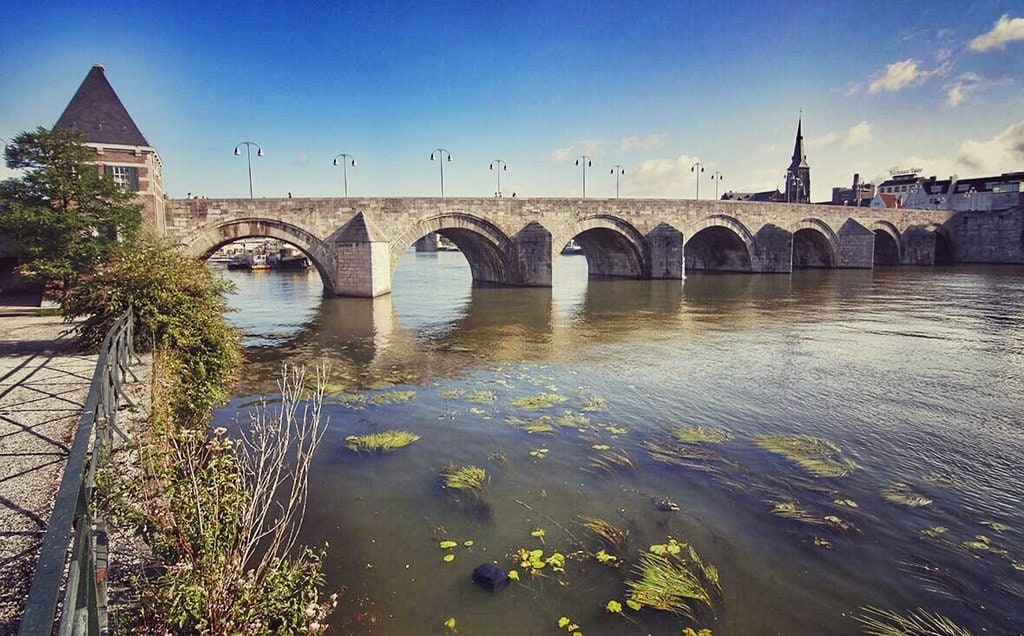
[785,115,811,203]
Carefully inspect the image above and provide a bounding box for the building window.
[105,165,140,191]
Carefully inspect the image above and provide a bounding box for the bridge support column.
[510,221,552,286]
[646,223,683,279]
[333,240,392,297]
[414,233,439,252]
[754,224,793,273]
[837,219,875,268]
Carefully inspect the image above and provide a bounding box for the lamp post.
[710,170,724,200]
[610,164,624,199]
[234,141,264,199]
[333,153,356,197]
[576,155,592,198]
[490,159,507,197]
[690,162,704,200]
[431,148,452,197]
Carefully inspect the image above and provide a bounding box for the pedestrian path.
[0,317,96,631]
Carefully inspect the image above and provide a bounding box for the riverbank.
[0,314,151,633]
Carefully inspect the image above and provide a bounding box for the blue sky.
[2,1,1022,201]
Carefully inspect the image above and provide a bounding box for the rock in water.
[472,563,509,592]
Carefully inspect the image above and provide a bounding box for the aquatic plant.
[581,396,607,412]
[671,426,731,444]
[625,540,721,620]
[753,434,855,478]
[556,616,582,636]
[550,410,590,428]
[579,516,629,553]
[440,463,487,495]
[644,440,727,474]
[506,416,556,435]
[439,389,464,401]
[467,390,496,403]
[586,447,636,474]
[345,429,420,453]
[367,390,416,405]
[856,606,972,636]
[511,392,569,410]
[881,482,932,508]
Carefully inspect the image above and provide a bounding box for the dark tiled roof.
[53,65,149,147]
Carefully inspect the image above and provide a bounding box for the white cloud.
[944,73,1014,106]
[547,138,605,163]
[957,121,1024,172]
[809,121,874,148]
[626,154,704,197]
[867,58,949,93]
[620,134,667,151]
[969,14,1024,52]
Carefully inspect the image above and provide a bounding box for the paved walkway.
[0,315,149,632]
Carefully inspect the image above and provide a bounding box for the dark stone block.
[472,562,509,592]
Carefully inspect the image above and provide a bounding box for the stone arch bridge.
[164,197,955,297]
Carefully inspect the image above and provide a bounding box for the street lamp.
[234,141,264,199]
[710,170,724,199]
[610,164,625,199]
[333,153,356,197]
[431,148,452,197]
[690,162,704,200]
[490,159,507,197]
[576,155,592,198]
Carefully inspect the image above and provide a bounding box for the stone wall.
[946,207,1024,264]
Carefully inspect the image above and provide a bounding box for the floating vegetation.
[580,396,607,412]
[507,416,556,435]
[529,448,550,459]
[367,390,416,405]
[922,472,967,489]
[330,392,367,408]
[587,447,636,474]
[834,498,859,508]
[440,463,487,495]
[345,429,420,453]
[898,558,972,601]
[488,452,508,465]
[644,440,727,475]
[515,547,566,575]
[961,534,1007,556]
[604,424,629,436]
[814,537,832,549]
[467,390,496,403]
[439,389,464,401]
[579,516,629,553]
[921,526,948,539]
[753,434,855,478]
[556,616,582,636]
[671,426,731,445]
[444,617,456,631]
[550,410,590,428]
[468,407,487,415]
[625,539,721,620]
[770,501,820,525]
[980,520,1010,532]
[882,482,933,508]
[511,392,569,411]
[856,606,972,636]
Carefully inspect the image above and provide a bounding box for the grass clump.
[625,539,721,620]
[856,606,972,635]
[467,390,496,403]
[511,392,569,411]
[671,426,731,444]
[367,390,416,405]
[882,482,932,508]
[345,429,420,453]
[753,434,855,478]
[440,463,487,495]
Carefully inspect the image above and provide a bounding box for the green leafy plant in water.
[506,416,556,435]
[467,390,496,403]
[511,392,568,411]
[550,410,590,428]
[671,426,731,444]
[439,389,464,401]
[345,430,420,453]
[882,482,932,508]
[856,606,972,636]
[581,396,607,412]
[625,539,720,620]
[579,516,629,553]
[367,390,416,405]
[440,463,487,495]
[529,448,550,459]
[556,616,582,636]
[644,440,727,475]
[753,434,855,478]
[586,447,636,474]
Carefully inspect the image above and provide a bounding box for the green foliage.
[345,429,421,453]
[0,127,141,296]
[440,463,487,494]
[62,232,241,427]
[753,434,856,478]
[511,392,568,410]
[856,606,972,636]
[625,539,721,620]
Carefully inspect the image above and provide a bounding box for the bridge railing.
[19,308,138,636]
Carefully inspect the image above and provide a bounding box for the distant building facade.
[830,173,875,206]
[871,171,1024,212]
[52,65,165,231]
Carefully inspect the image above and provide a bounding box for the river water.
[211,253,1024,635]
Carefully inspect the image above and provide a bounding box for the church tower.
[785,117,811,203]
[53,65,164,231]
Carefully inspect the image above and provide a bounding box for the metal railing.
[19,308,138,636]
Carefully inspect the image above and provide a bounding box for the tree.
[0,127,142,298]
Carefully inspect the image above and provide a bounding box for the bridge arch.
[683,215,758,272]
[926,223,955,265]
[183,218,338,293]
[391,212,516,285]
[790,218,839,269]
[552,215,648,278]
[872,220,902,265]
